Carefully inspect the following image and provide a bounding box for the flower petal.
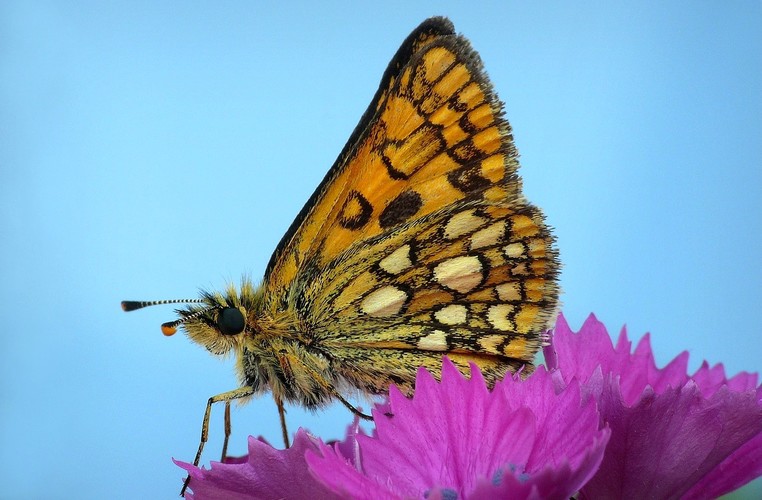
[358,361,536,497]
[306,358,609,500]
[579,378,762,498]
[469,430,610,500]
[306,439,400,500]
[549,313,689,405]
[496,368,611,497]
[176,429,336,499]
[683,431,762,499]
[691,360,760,397]
[549,313,762,498]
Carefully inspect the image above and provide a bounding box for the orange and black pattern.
[177,16,559,413]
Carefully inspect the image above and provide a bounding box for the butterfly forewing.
[264,19,524,293]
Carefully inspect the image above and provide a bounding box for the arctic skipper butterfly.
[122,16,559,496]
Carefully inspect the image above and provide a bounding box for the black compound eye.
[217,307,245,335]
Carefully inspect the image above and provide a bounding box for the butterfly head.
[121,279,264,356]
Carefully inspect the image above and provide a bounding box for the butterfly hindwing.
[300,198,557,393]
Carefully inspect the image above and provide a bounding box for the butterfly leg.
[333,391,374,421]
[275,396,291,448]
[274,349,374,423]
[181,386,255,497]
[220,401,231,461]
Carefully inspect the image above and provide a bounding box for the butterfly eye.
[217,307,245,335]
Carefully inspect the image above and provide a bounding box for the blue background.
[2,2,760,498]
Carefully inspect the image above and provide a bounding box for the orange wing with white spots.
[306,200,557,393]
[261,17,559,391]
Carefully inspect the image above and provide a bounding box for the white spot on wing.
[434,304,467,325]
[487,304,515,331]
[434,255,483,293]
[444,210,487,240]
[379,245,413,275]
[504,242,525,259]
[470,222,504,250]
[417,330,448,351]
[496,282,521,301]
[361,285,408,317]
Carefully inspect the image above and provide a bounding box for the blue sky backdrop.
[2,2,760,498]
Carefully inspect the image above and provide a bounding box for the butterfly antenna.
[159,309,212,337]
[120,298,206,312]
[121,298,210,336]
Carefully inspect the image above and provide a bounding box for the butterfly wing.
[264,18,519,300]
[261,17,559,392]
[263,18,461,295]
[305,196,558,393]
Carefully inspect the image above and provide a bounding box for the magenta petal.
[691,360,760,397]
[306,358,609,499]
[356,361,537,497]
[175,429,336,499]
[552,313,760,404]
[548,313,615,379]
[684,431,762,499]
[497,368,603,477]
[552,313,762,497]
[495,368,611,496]
[468,430,610,500]
[551,313,688,405]
[330,417,364,472]
[579,380,762,499]
[305,440,400,500]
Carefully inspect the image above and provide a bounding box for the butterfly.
[122,16,559,495]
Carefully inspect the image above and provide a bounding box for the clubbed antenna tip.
[120,298,206,312]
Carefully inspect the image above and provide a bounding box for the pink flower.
[546,314,762,499]
[178,359,609,499]
[176,429,340,499]
[307,361,609,499]
[176,313,762,499]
